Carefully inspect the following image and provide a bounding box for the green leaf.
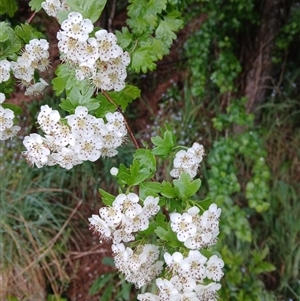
[102,257,115,267]
[102,85,141,111]
[155,225,182,248]
[133,148,156,172]
[131,46,157,73]
[151,130,174,157]
[99,189,115,206]
[101,283,114,301]
[67,0,107,23]
[94,94,117,118]
[118,159,153,186]
[2,103,22,116]
[89,273,115,295]
[173,173,201,200]
[115,27,133,49]
[0,23,21,59]
[252,262,276,274]
[139,181,162,199]
[0,0,18,17]
[0,22,11,42]
[29,0,44,12]
[14,24,44,43]
[155,11,184,49]
[161,181,179,198]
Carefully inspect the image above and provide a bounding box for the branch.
[102,90,140,149]
[27,12,36,24]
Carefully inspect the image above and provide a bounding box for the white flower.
[142,196,160,218]
[24,79,48,96]
[113,193,142,218]
[0,106,14,131]
[137,293,160,301]
[195,282,221,300]
[0,125,21,141]
[66,106,95,138]
[88,214,111,239]
[37,104,61,134]
[156,278,180,300]
[61,12,94,43]
[0,60,11,83]
[50,147,82,169]
[181,250,207,280]
[99,207,122,227]
[72,135,102,162]
[41,0,62,17]
[170,212,197,242]
[22,133,51,168]
[95,29,123,61]
[205,255,224,282]
[10,57,34,83]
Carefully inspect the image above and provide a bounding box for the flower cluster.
[138,250,224,301]
[170,204,221,249]
[89,193,161,287]
[41,0,69,18]
[112,243,164,288]
[57,12,130,91]
[22,105,127,168]
[0,93,20,140]
[89,193,160,244]
[0,39,50,96]
[170,142,204,179]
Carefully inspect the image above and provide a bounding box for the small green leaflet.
[59,85,99,113]
[14,24,44,44]
[0,22,13,42]
[29,0,43,12]
[155,10,184,50]
[115,27,133,49]
[173,173,201,200]
[98,189,115,206]
[139,181,162,199]
[88,273,115,295]
[151,130,175,157]
[67,0,107,23]
[161,181,179,198]
[0,0,18,17]
[133,148,156,173]
[131,46,157,73]
[154,225,182,248]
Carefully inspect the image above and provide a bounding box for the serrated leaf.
[253,262,276,274]
[29,0,44,12]
[173,173,201,200]
[155,225,182,248]
[0,23,21,59]
[115,27,133,49]
[118,160,153,187]
[0,22,10,42]
[67,0,107,23]
[94,94,117,118]
[14,24,44,43]
[105,85,140,111]
[99,189,115,206]
[161,181,179,198]
[133,148,156,172]
[155,11,184,49]
[131,46,157,73]
[0,0,18,17]
[139,182,162,199]
[151,130,174,157]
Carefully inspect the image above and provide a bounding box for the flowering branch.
[102,90,140,149]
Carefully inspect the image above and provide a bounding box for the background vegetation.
[0,0,299,300]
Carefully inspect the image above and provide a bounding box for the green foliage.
[29,0,44,12]
[14,23,44,44]
[116,0,184,73]
[0,0,18,17]
[67,0,107,23]
[151,129,175,157]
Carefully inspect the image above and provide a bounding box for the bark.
[241,0,285,113]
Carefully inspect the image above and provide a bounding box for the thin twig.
[102,90,140,149]
[27,12,36,24]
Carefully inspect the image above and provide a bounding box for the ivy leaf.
[14,23,44,44]
[131,46,157,73]
[67,0,107,23]
[99,189,115,206]
[173,173,201,200]
[151,130,174,157]
[0,0,18,17]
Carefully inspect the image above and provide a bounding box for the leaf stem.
[27,12,36,24]
[102,90,140,149]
